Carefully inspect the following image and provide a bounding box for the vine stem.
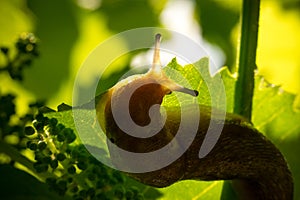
[0,140,36,172]
[0,140,56,180]
[223,0,261,198]
[234,0,260,120]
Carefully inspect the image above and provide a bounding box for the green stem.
[0,140,56,180]
[224,0,261,198]
[0,140,35,172]
[234,0,260,120]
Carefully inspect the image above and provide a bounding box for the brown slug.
[96,34,293,200]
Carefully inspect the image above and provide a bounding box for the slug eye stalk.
[148,33,198,97]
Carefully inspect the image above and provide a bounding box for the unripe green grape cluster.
[0,32,39,81]
[25,113,144,199]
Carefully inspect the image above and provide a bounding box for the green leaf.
[252,78,300,140]
[157,181,223,200]
[252,78,300,199]
[163,57,235,112]
[158,58,229,199]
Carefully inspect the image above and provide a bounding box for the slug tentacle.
[148,33,198,97]
[151,33,162,72]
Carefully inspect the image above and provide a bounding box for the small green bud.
[37,141,47,150]
[47,126,58,135]
[65,128,76,143]
[91,165,100,174]
[76,161,87,170]
[70,185,79,193]
[43,148,53,156]
[67,177,73,183]
[68,166,76,174]
[56,153,66,161]
[113,171,126,183]
[96,180,105,189]
[33,162,48,173]
[24,126,35,135]
[35,112,46,122]
[42,156,52,164]
[130,187,140,196]
[87,173,96,181]
[48,118,58,127]
[125,190,134,199]
[56,124,65,132]
[50,159,58,169]
[79,190,87,198]
[65,147,72,154]
[57,132,65,142]
[56,180,67,195]
[29,142,38,151]
[108,177,118,185]
[33,121,44,132]
[86,188,95,198]
[34,152,44,162]
[26,141,32,148]
[135,194,144,200]
[114,186,125,199]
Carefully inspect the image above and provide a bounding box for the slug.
[96,34,293,199]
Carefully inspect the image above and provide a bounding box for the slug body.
[96,34,293,199]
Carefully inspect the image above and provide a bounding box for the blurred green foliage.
[194,0,240,70]
[24,0,79,100]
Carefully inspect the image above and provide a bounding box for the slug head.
[100,34,198,151]
[109,34,197,124]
